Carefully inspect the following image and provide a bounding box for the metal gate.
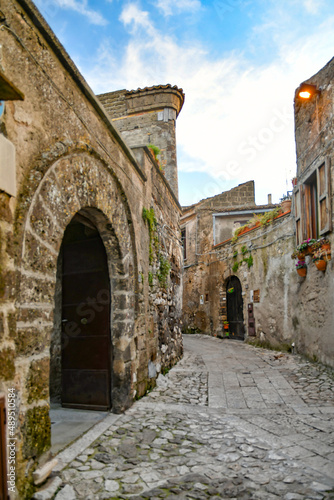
[61,216,111,410]
[226,276,245,340]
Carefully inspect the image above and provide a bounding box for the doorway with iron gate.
[226,276,245,340]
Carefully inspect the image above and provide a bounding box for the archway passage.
[226,276,245,341]
[61,214,111,410]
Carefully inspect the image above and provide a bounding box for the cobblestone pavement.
[42,335,334,500]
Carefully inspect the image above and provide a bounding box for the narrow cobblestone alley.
[39,335,334,500]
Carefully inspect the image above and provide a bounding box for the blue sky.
[34,0,334,206]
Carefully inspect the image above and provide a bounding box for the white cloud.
[35,0,108,26]
[154,0,201,16]
[119,3,155,35]
[84,2,334,205]
[302,0,322,14]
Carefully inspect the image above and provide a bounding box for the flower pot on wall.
[315,259,327,271]
[281,199,292,212]
[297,267,307,277]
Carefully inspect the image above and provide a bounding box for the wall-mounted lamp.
[297,83,320,100]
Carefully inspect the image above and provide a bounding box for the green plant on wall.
[157,254,171,288]
[232,254,253,273]
[232,261,240,273]
[142,207,159,263]
[148,144,161,160]
[232,207,282,242]
[143,207,171,288]
[244,254,253,268]
[241,245,248,255]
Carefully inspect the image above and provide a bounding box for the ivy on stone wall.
[142,207,159,264]
[232,253,253,273]
[157,255,171,288]
[143,207,171,289]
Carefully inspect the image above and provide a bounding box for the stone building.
[181,181,280,337]
[98,86,184,198]
[0,0,183,497]
[181,57,334,369]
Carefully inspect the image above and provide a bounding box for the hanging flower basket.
[227,287,234,294]
[297,267,307,277]
[315,259,327,271]
[296,260,307,277]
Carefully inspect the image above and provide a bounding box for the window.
[294,159,332,244]
[181,228,187,260]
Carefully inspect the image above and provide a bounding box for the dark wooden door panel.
[62,370,110,410]
[63,237,107,274]
[62,271,109,305]
[227,276,245,340]
[61,219,111,410]
[62,303,110,337]
[62,337,110,370]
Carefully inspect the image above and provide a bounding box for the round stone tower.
[98,84,185,199]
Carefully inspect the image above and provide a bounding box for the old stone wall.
[292,57,334,366]
[183,209,334,368]
[0,1,182,497]
[295,58,334,176]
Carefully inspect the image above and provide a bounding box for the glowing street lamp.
[297,83,320,100]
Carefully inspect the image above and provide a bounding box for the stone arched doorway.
[226,276,245,340]
[60,213,111,410]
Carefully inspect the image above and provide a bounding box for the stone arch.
[17,151,136,419]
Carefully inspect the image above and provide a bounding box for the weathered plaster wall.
[0,1,182,497]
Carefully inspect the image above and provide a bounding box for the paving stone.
[54,485,77,500]
[105,479,120,492]
[45,336,334,500]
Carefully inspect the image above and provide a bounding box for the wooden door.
[226,276,245,340]
[61,217,111,410]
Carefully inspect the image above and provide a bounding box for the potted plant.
[223,321,229,330]
[319,237,331,259]
[280,194,292,213]
[296,238,317,257]
[227,287,234,294]
[312,251,327,271]
[296,260,307,277]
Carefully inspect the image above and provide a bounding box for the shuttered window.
[294,158,332,244]
[317,159,332,234]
